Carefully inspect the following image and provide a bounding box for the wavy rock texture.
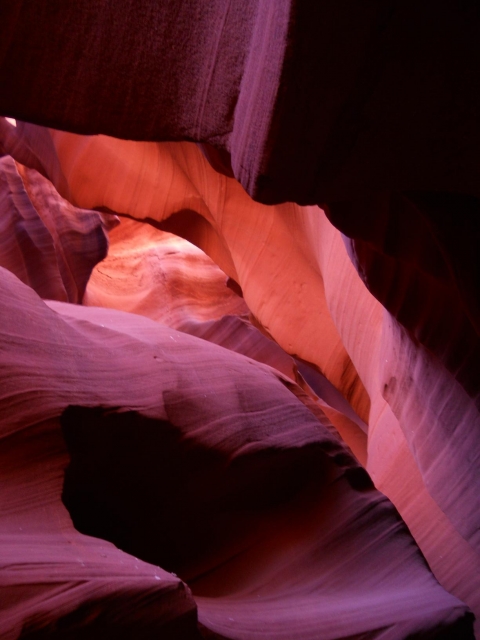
[0,268,472,639]
[0,155,112,302]
[0,2,479,638]
[86,215,369,465]
[85,216,248,327]
[327,193,480,399]
[7,123,371,421]
[0,125,477,637]
[9,125,480,552]
[0,274,200,640]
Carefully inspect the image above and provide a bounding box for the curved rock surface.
[0,2,479,638]
[7,125,371,420]
[0,122,478,636]
[0,268,473,638]
[9,126,480,562]
[85,216,248,327]
[0,154,112,303]
[85,215,369,465]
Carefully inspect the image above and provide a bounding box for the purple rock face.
[0,3,479,638]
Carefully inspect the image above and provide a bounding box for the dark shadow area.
[61,405,333,581]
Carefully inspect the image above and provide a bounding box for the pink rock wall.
[0,267,473,638]
[0,2,479,638]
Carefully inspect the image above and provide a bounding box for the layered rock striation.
[0,2,479,637]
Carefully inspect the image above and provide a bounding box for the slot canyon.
[0,2,479,638]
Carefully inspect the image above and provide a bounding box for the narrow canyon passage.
[0,2,479,638]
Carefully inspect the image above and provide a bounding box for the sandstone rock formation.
[0,267,473,638]
[0,2,479,638]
